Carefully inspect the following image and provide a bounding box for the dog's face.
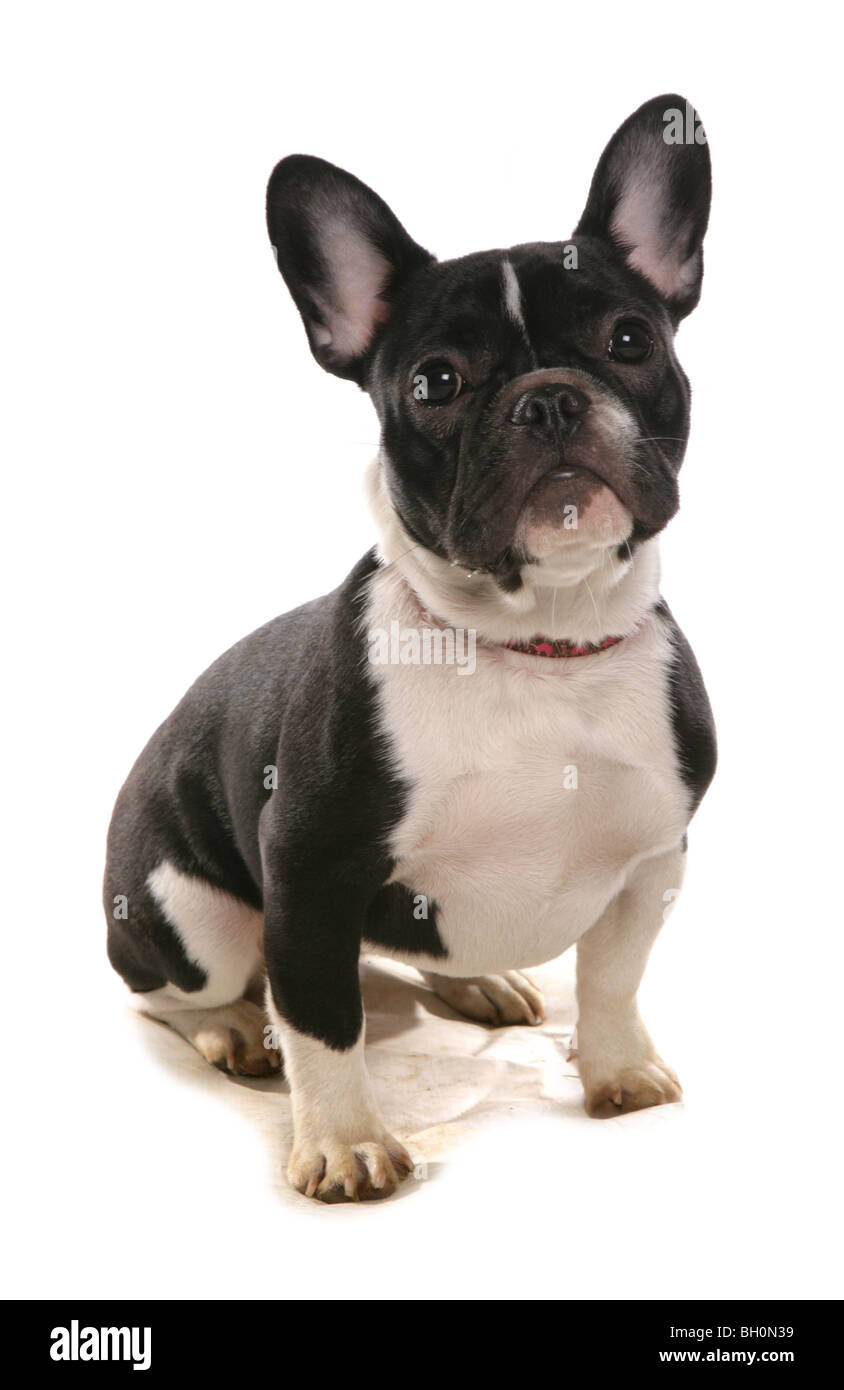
[267,95,711,589]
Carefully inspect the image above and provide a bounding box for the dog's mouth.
[443,454,632,579]
[442,427,680,579]
[529,455,621,501]
[545,462,606,484]
[506,453,637,565]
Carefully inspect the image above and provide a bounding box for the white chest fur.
[365,566,690,977]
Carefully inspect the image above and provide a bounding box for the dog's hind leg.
[109,859,281,1077]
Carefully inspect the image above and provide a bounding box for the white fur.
[269,1011,382,1145]
[137,467,693,1180]
[575,845,686,1110]
[267,996,411,1196]
[145,860,263,1007]
[501,258,526,332]
[366,449,652,642]
[136,864,276,1074]
[363,460,691,980]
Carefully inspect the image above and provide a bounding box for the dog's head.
[267,95,710,591]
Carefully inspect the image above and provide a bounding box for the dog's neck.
[366,457,662,646]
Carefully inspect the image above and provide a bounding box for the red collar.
[502,633,626,658]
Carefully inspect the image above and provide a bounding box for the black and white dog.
[105,94,716,1201]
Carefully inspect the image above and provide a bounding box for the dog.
[104,93,716,1201]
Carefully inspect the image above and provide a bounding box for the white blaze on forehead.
[501,258,526,332]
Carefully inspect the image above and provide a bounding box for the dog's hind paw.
[422,969,545,1026]
[161,998,282,1077]
[582,1058,682,1117]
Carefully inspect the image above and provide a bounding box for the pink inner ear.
[611,170,697,300]
[317,218,393,359]
[611,173,677,298]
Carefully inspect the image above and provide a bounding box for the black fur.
[655,599,717,814]
[105,94,715,1061]
[364,884,447,960]
[106,554,425,1035]
[575,95,711,319]
[267,155,433,383]
[265,95,709,584]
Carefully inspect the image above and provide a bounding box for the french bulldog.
[105,93,716,1201]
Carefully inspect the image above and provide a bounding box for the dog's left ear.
[575,94,711,317]
[267,155,434,384]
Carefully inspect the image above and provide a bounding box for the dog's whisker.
[105,96,717,1207]
[582,575,602,628]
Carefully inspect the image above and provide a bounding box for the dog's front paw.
[424,970,545,1026]
[581,1056,682,1117]
[289,1133,414,1202]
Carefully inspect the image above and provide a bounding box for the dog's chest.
[366,576,690,976]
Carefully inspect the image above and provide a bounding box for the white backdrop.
[2,2,842,1301]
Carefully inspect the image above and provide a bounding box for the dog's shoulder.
[259,550,410,877]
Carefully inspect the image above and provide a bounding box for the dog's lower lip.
[548,464,592,481]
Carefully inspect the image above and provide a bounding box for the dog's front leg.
[576,844,686,1117]
[264,876,413,1202]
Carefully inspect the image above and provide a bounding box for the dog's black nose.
[508,384,589,434]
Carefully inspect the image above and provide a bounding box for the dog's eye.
[412,361,463,404]
[607,320,653,364]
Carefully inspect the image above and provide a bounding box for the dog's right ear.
[267,155,434,385]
